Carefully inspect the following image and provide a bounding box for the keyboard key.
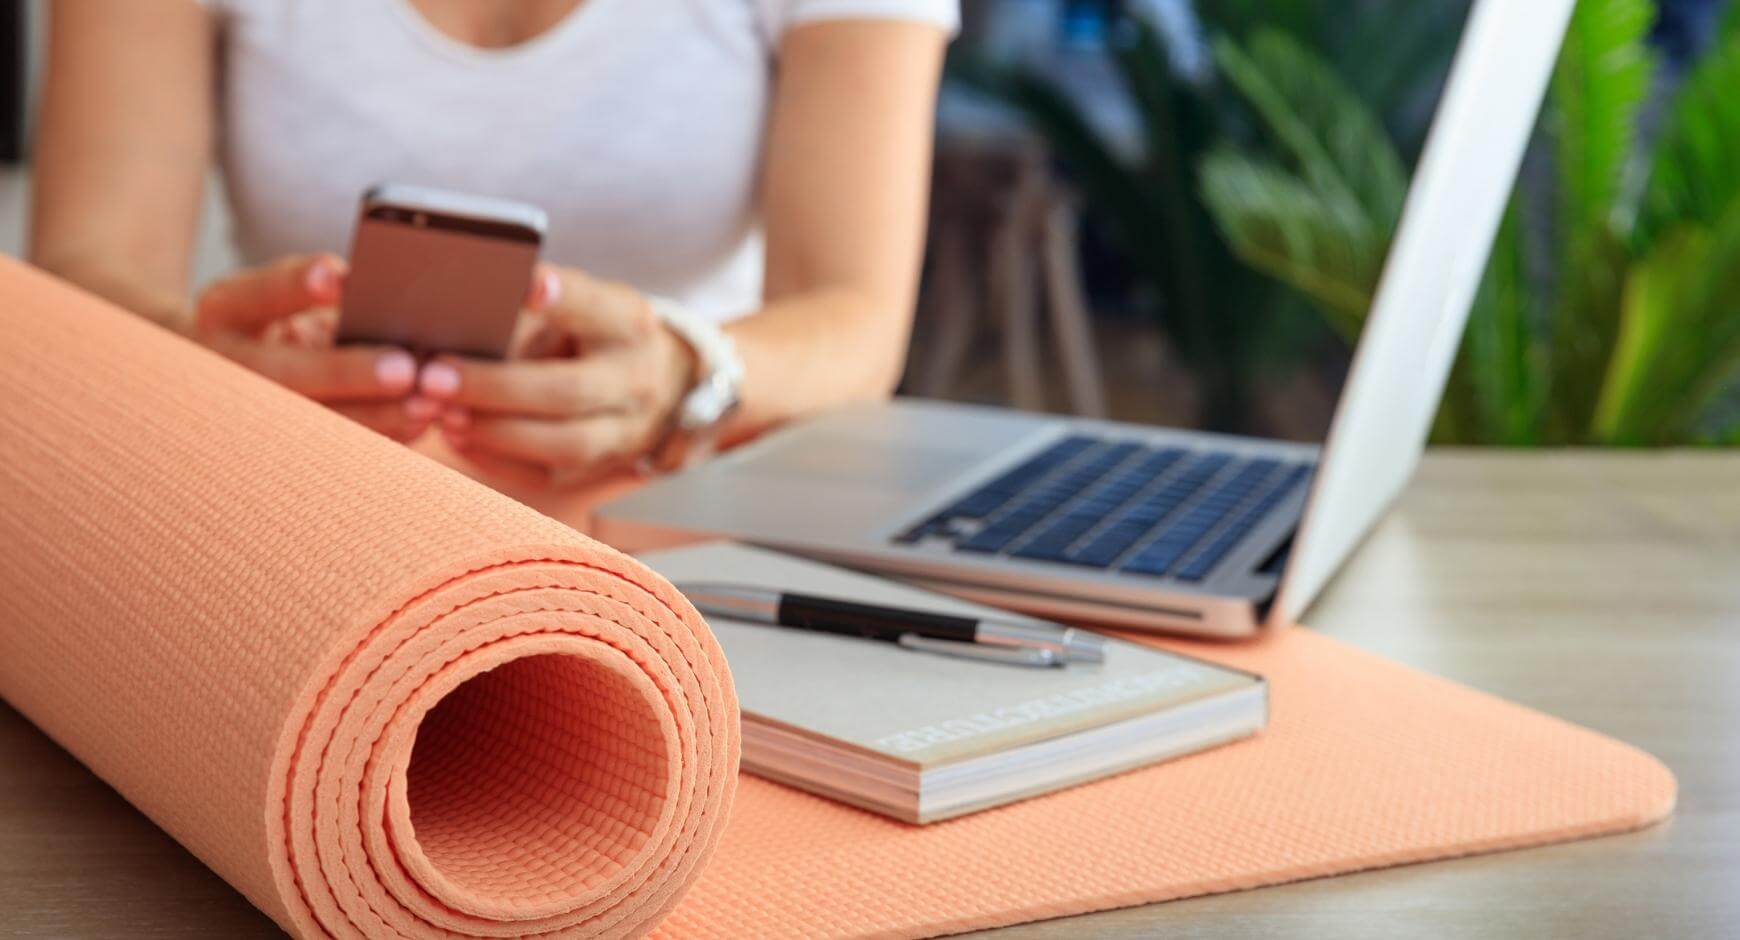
[1059,453,1223,567]
[956,520,1033,553]
[951,441,1143,556]
[1008,447,1186,564]
[936,435,1097,520]
[1121,536,1197,575]
[1062,529,1146,567]
[1011,514,1100,560]
[1113,459,1278,577]
[1174,463,1310,580]
[1010,539,1074,562]
[944,489,1010,519]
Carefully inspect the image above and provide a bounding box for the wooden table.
[4,452,1737,938]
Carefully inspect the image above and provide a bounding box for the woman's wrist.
[648,319,700,438]
[659,319,701,401]
[714,287,907,446]
[642,297,742,472]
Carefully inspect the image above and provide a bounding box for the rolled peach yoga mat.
[0,257,739,939]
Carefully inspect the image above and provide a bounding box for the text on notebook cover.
[873,664,1208,755]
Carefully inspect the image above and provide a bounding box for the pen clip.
[897,633,1062,668]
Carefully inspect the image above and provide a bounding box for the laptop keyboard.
[894,435,1312,581]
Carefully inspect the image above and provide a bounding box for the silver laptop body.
[597,0,1574,637]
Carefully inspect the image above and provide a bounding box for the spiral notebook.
[639,542,1266,823]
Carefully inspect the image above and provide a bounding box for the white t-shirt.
[197,0,958,321]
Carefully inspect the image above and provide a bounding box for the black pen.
[675,583,1106,668]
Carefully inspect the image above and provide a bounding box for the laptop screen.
[1254,0,1575,619]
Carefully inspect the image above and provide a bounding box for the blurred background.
[2,0,1737,447]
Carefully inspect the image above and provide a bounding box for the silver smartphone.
[338,184,548,359]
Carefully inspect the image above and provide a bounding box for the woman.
[30,0,953,486]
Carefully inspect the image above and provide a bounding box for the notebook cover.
[639,542,1259,773]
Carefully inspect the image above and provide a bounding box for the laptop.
[597,0,1574,638]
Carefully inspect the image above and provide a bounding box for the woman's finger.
[285,308,339,348]
[525,264,562,312]
[540,267,659,347]
[328,398,436,443]
[447,440,554,490]
[262,307,336,348]
[514,309,580,359]
[207,336,416,401]
[196,253,346,336]
[547,457,634,490]
[507,309,555,358]
[452,413,640,469]
[418,353,638,417]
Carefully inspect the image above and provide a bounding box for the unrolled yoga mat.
[0,257,738,939]
[651,628,1675,937]
[2,257,1675,939]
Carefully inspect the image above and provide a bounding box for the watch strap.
[643,297,744,473]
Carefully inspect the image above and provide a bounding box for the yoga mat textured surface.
[0,258,738,939]
[652,628,1674,937]
[1,259,1673,939]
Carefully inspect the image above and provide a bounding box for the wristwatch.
[643,297,745,474]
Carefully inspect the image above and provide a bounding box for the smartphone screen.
[339,187,544,359]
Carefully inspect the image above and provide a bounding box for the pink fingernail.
[404,395,439,422]
[306,259,339,299]
[375,351,416,391]
[420,361,460,398]
[541,268,561,307]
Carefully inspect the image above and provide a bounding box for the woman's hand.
[418,265,695,488]
[192,254,434,441]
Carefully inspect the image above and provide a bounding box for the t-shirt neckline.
[383,0,609,67]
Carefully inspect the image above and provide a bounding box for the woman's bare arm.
[30,4,428,437]
[729,18,948,438]
[29,0,214,328]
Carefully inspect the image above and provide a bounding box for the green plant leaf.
[1594,204,1740,444]
[1700,415,1740,445]
[1210,29,1408,227]
[1593,232,1702,443]
[1198,150,1381,341]
[1198,0,1473,158]
[1106,18,1216,360]
[1545,0,1654,438]
[1552,0,1653,240]
[1546,228,1631,440]
[1336,0,1473,135]
[1195,0,1330,44]
[1719,0,1740,45]
[1635,33,1740,250]
[1462,208,1547,444]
